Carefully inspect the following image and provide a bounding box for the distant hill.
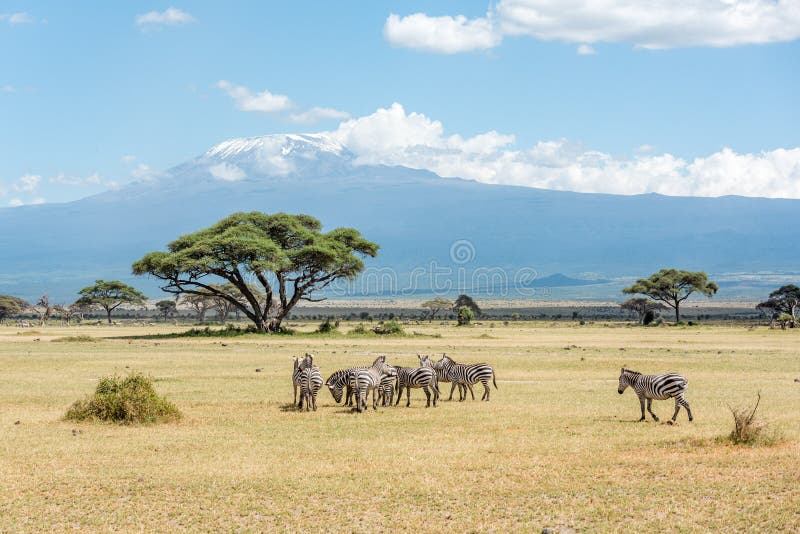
[1,133,798,301]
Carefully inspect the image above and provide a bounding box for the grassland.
[1,321,798,532]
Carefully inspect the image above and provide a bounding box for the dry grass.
[1,322,799,531]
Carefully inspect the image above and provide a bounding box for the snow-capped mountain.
[1,133,798,300]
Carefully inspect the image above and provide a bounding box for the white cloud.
[30,197,45,205]
[386,1,800,52]
[216,80,292,113]
[49,172,104,186]
[1,12,36,25]
[576,44,596,55]
[384,12,501,53]
[326,103,800,198]
[121,154,137,164]
[1,85,15,93]
[8,199,23,207]
[288,107,350,124]
[135,7,195,30]
[13,174,41,193]
[131,164,166,181]
[208,162,246,182]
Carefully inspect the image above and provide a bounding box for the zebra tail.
[493,370,498,389]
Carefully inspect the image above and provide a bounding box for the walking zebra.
[298,365,323,412]
[394,360,439,407]
[617,367,694,422]
[433,354,497,401]
[350,355,397,413]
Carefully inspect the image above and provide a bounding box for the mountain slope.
[1,134,797,301]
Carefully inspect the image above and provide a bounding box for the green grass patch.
[64,372,181,425]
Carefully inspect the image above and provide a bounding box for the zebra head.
[304,353,315,367]
[618,367,635,394]
[326,383,344,403]
[418,354,431,367]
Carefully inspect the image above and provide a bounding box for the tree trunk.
[674,302,681,324]
[106,308,113,324]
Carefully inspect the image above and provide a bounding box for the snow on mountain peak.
[206,133,349,160]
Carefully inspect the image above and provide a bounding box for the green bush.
[457,306,474,326]
[372,320,404,335]
[316,318,338,334]
[348,323,370,335]
[64,372,181,425]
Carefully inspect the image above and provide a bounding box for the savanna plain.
[1,321,799,532]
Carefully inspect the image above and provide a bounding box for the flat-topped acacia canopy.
[132,211,379,333]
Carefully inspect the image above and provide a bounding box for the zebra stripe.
[298,366,323,412]
[434,354,497,402]
[325,367,367,406]
[395,363,439,407]
[376,374,395,407]
[351,356,397,413]
[617,367,693,422]
[292,354,315,407]
[418,354,466,400]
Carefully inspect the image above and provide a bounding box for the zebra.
[292,353,315,407]
[298,365,324,412]
[350,355,397,413]
[325,366,367,406]
[434,354,497,401]
[394,360,439,407]
[376,373,396,407]
[617,367,694,422]
[419,354,467,400]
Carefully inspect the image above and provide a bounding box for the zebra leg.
[312,392,317,412]
[683,399,694,422]
[345,385,353,406]
[482,379,490,401]
[293,384,297,406]
[467,383,475,401]
[395,383,402,406]
[448,381,458,401]
[637,396,646,421]
[647,398,659,422]
[423,386,431,408]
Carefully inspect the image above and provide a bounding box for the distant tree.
[156,300,177,322]
[457,305,474,326]
[620,297,667,325]
[0,295,28,322]
[181,293,214,322]
[756,284,799,328]
[453,294,481,317]
[33,294,55,326]
[53,303,83,326]
[77,280,148,324]
[132,212,379,333]
[421,297,452,322]
[623,269,718,323]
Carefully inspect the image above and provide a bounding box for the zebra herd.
[291,354,694,422]
[291,353,498,413]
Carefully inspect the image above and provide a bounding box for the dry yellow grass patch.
[1,322,799,531]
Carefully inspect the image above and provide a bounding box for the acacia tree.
[180,293,214,322]
[453,294,481,318]
[623,269,718,323]
[77,280,148,324]
[0,295,28,322]
[156,300,177,322]
[756,284,800,328]
[132,212,379,333]
[421,297,452,322]
[620,297,667,325]
[33,294,55,326]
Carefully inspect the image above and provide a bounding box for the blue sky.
[2,1,799,204]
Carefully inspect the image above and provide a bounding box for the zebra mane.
[622,368,641,376]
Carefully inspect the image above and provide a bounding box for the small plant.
[65,372,181,425]
[724,392,781,446]
[457,306,474,326]
[372,320,404,335]
[316,318,338,334]
[348,323,369,335]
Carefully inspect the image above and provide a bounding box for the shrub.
[457,306,474,326]
[349,323,369,335]
[372,320,404,335]
[65,372,181,425]
[724,392,781,446]
[316,318,338,334]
